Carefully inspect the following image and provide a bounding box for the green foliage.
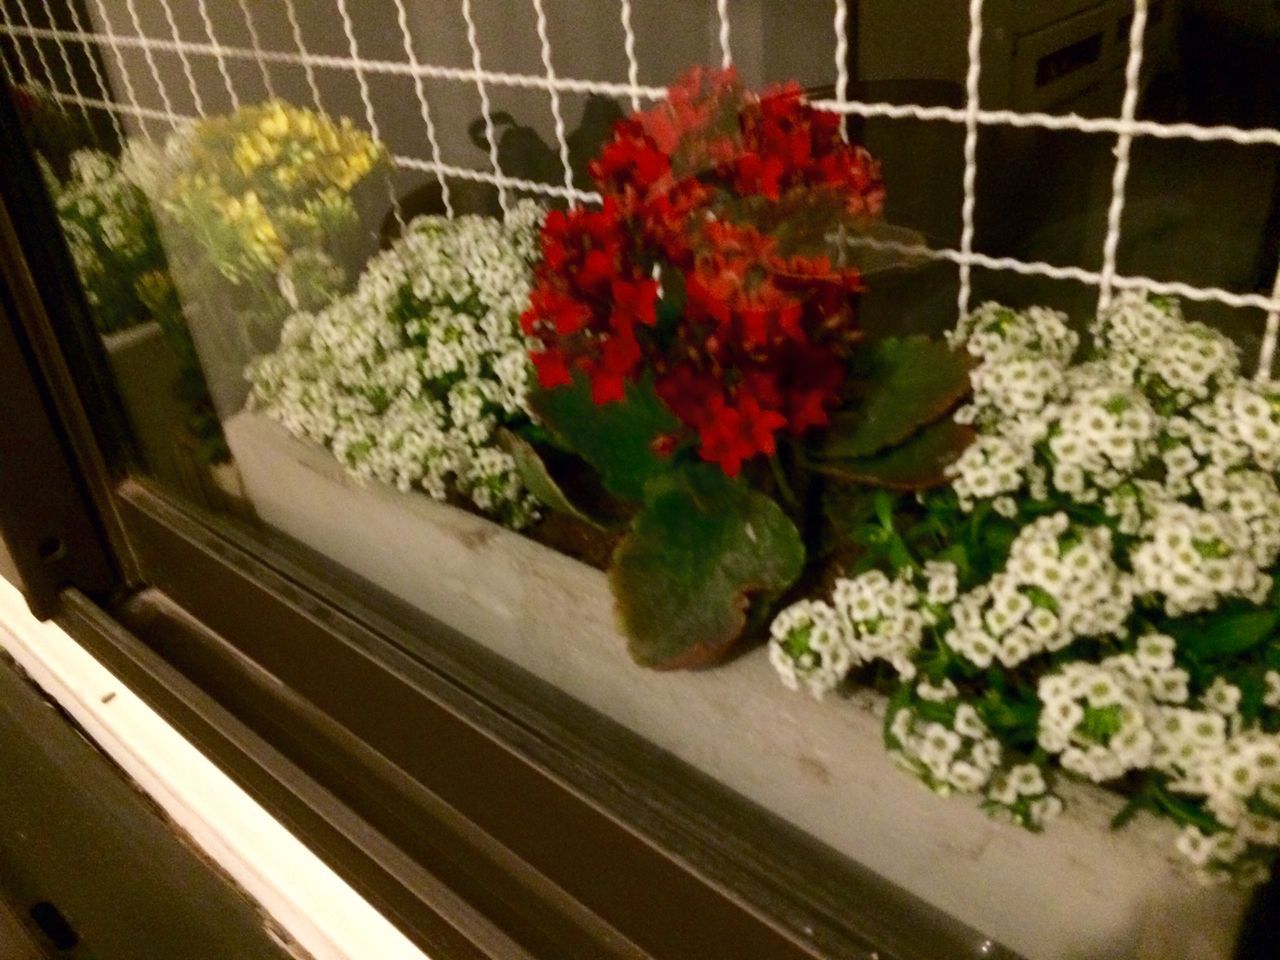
[522,334,973,669]
[48,149,229,464]
[821,336,972,459]
[611,466,804,668]
[1165,608,1280,662]
[817,419,975,490]
[528,372,680,502]
[812,336,973,492]
[45,150,168,335]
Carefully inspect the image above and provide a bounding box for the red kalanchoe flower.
[523,66,885,477]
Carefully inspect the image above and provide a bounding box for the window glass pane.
[3,3,1278,957]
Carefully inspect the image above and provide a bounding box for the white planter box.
[226,408,1250,960]
[102,322,246,514]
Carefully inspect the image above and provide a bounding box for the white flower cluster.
[1130,501,1271,616]
[769,569,928,698]
[1175,826,1270,885]
[1046,381,1159,499]
[56,150,150,265]
[248,201,545,528]
[983,762,1064,831]
[44,148,170,333]
[767,599,848,698]
[1035,646,1280,881]
[1037,660,1155,781]
[951,302,1079,368]
[1171,726,1280,885]
[1090,293,1239,407]
[948,294,1280,618]
[890,678,1065,827]
[888,695,1003,795]
[945,513,1131,669]
[1176,381,1280,474]
[948,434,1029,510]
[770,294,1280,884]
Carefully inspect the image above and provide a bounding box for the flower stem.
[769,451,799,508]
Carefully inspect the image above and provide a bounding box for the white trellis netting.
[2,0,1279,374]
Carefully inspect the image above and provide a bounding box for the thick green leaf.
[499,429,608,530]
[611,467,804,669]
[821,337,971,460]
[1166,608,1280,661]
[528,372,680,502]
[814,419,975,490]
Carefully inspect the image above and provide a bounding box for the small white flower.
[768,600,850,699]
[1264,671,1280,710]
[1203,677,1243,718]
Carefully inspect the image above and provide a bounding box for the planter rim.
[225,407,1252,960]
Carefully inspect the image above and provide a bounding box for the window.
[1,2,1278,958]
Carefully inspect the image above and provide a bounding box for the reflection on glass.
[128,101,385,417]
[34,93,229,504]
[4,4,1280,953]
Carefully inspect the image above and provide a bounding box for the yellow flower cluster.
[158,101,384,284]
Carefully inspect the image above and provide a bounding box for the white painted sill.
[0,575,427,960]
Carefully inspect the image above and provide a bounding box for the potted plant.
[128,101,386,419]
[771,294,1280,885]
[228,70,1255,957]
[44,149,238,509]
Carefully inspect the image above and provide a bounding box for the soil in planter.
[526,512,622,571]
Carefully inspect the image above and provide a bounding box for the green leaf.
[821,483,880,540]
[1150,781,1222,833]
[1165,608,1280,661]
[611,466,804,669]
[979,687,1040,741]
[820,336,972,460]
[813,419,975,490]
[1236,669,1268,723]
[528,372,680,503]
[499,428,609,530]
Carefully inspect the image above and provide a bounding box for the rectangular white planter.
[102,321,185,482]
[226,409,1249,960]
[102,322,246,513]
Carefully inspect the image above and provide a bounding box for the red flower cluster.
[521,67,885,477]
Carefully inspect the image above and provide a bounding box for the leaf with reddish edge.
[528,372,680,503]
[612,466,804,669]
[820,337,973,460]
[815,419,976,490]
